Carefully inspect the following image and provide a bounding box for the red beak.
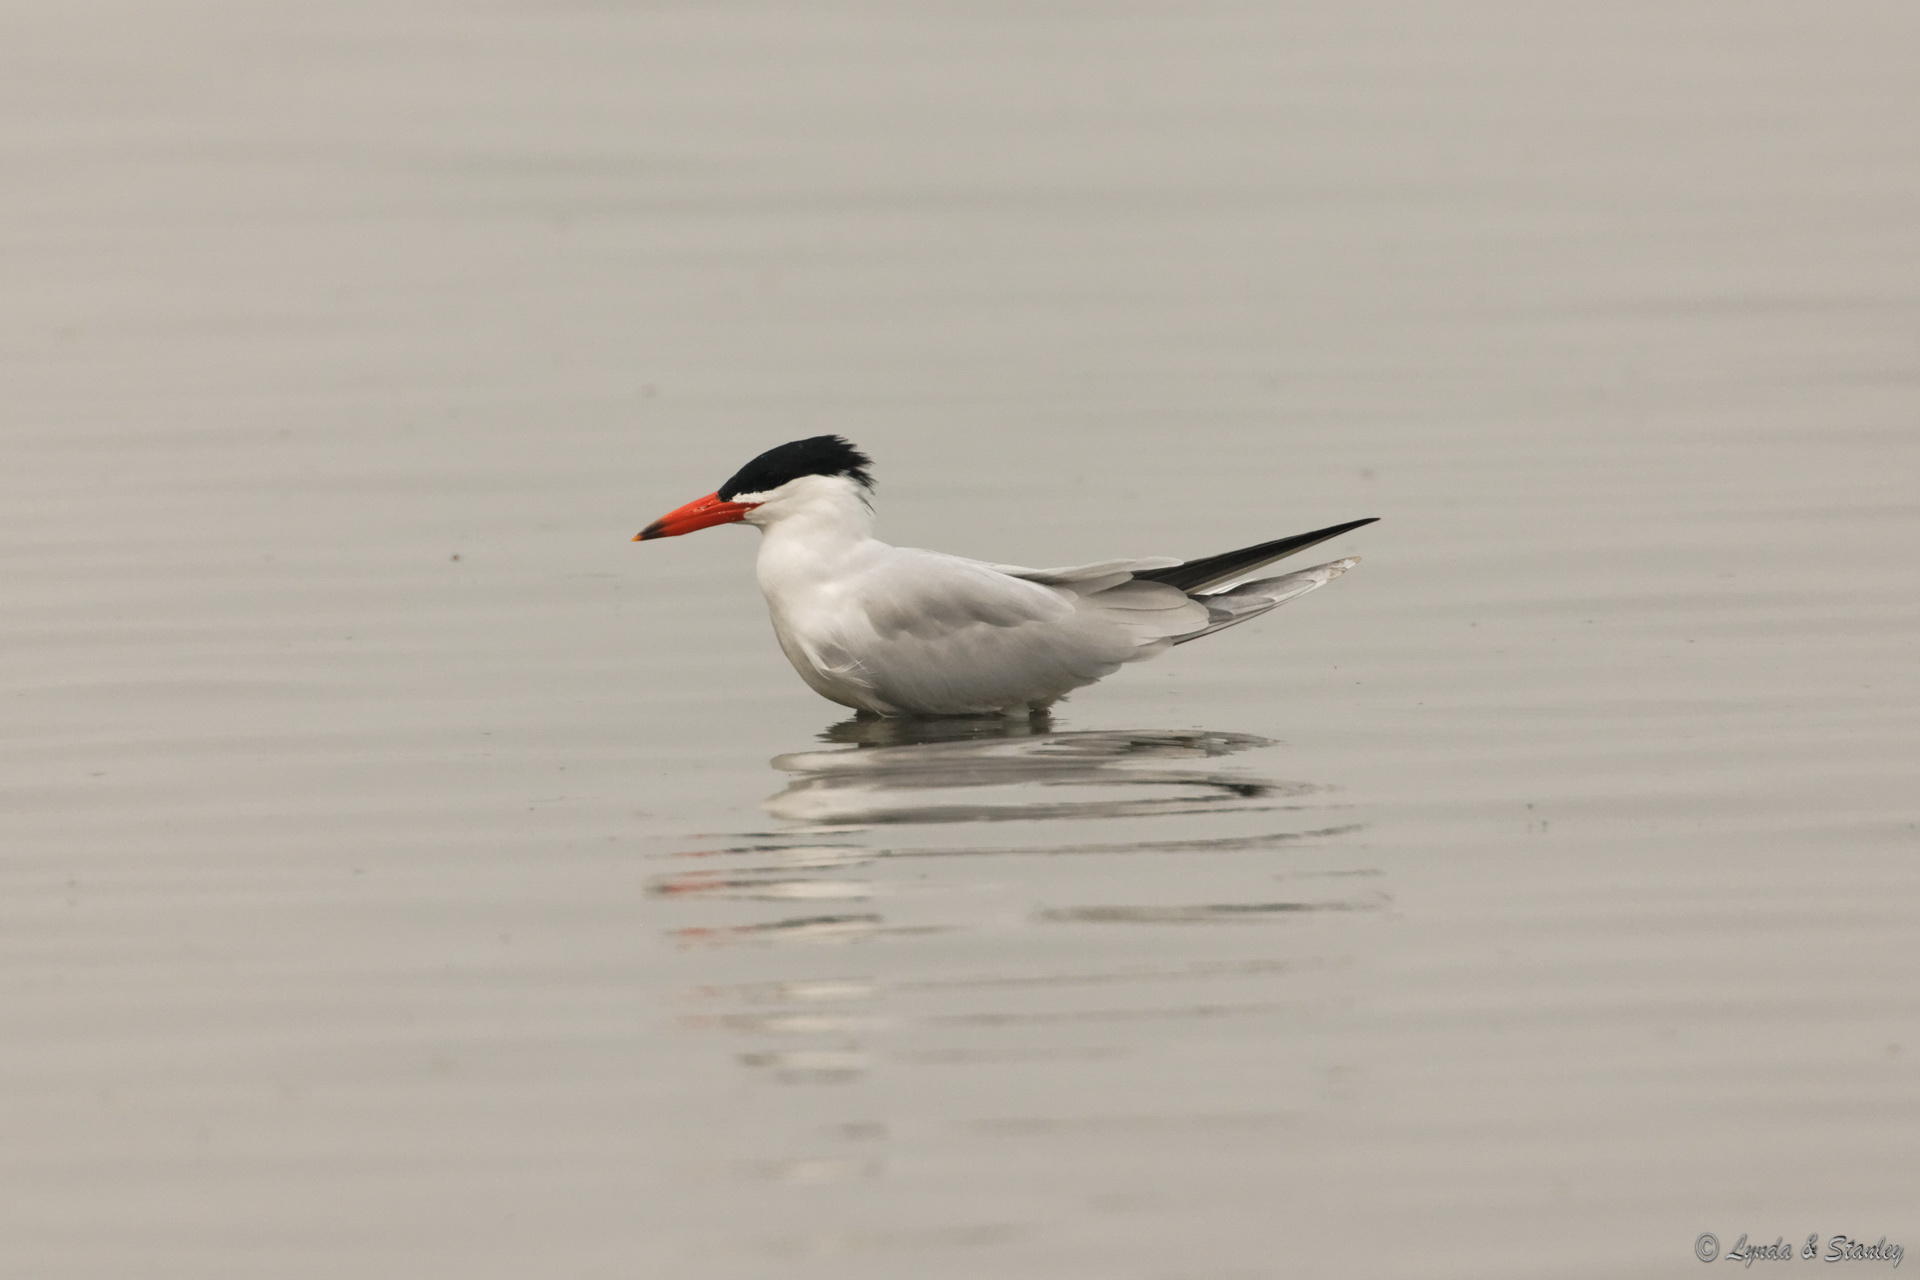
[633,492,756,541]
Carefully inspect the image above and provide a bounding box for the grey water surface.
[6,2,1918,1277]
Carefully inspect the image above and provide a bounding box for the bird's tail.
[1172,557,1359,645]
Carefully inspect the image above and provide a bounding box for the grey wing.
[998,555,1211,655]
[833,530,1368,712]
[841,551,1173,712]
[1169,556,1360,644]
[992,555,1181,594]
[1004,537,1370,650]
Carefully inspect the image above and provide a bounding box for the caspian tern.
[634,436,1375,717]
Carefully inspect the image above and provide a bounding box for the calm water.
[7,2,1918,1276]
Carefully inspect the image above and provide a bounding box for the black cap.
[717,436,874,501]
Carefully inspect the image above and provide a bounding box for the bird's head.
[632,435,875,541]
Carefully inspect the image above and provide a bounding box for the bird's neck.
[753,488,880,587]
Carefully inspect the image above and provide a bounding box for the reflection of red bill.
[647,873,724,896]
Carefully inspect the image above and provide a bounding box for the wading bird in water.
[633,436,1374,717]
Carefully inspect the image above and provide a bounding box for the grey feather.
[1172,557,1360,645]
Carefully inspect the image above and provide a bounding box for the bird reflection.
[658,711,1380,1161]
[816,711,1062,747]
[763,715,1308,827]
[657,715,1368,929]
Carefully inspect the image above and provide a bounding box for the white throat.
[740,474,882,639]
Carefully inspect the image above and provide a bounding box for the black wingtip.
[1134,516,1379,593]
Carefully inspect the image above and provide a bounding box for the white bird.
[633,437,1375,718]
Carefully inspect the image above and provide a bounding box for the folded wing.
[803,519,1375,714]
